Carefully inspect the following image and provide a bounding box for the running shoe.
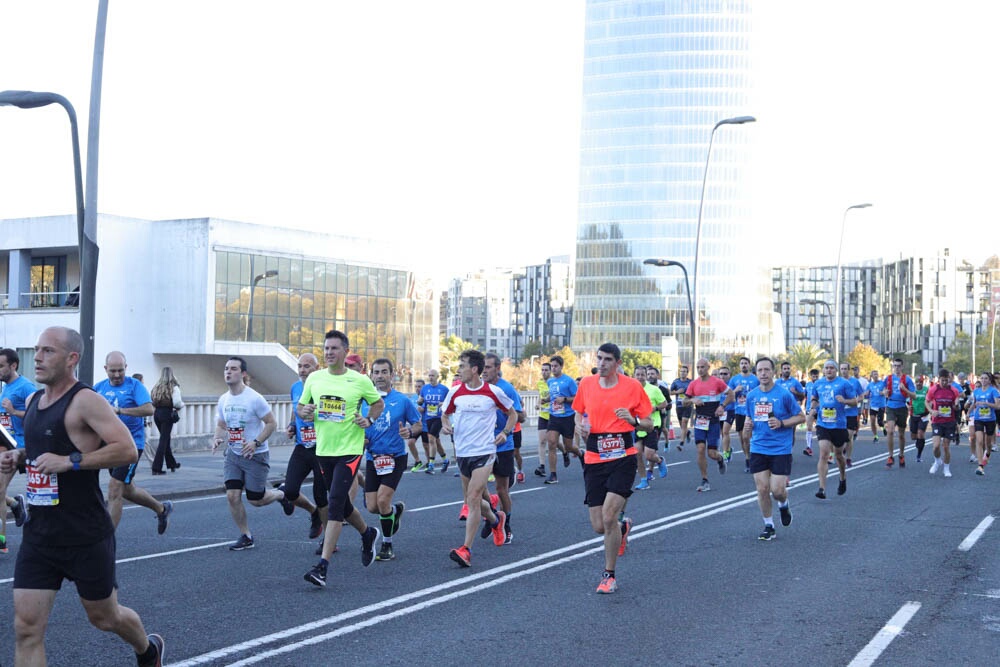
[504,532,513,545]
[657,458,668,478]
[510,471,519,489]
[440,458,451,474]
[885,456,894,469]
[696,481,711,493]
[516,470,525,484]
[846,458,853,468]
[645,470,653,483]
[976,465,985,476]
[969,455,978,464]
[309,510,323,539]
[145,633,165,667]
[410,461,425,473]
[898,455,906,469]
[929,460,940,475]
[480,516,494,539]
[450,545,471,567]
[0,535,6,554]
[596,572,618,594]
[873,435,879,442]
[544,472,558,484]
[304,563,327,587]
[157,500,173,536]
[686,431,691,444]
[943,466,953,478]
[618,517,632,556]
[723,449,732,462]
[425,462,435,475]
[562,451,571,467]
[11,494,26,527]
[361,526,380,567]
[634,478,650,491]
[837,479,847,496]
[491,511,507,546]
[803,447,813,457]
[744,461,750,473]
[229,534,254,551]
[677,443,684,452]
[779,504,792,527]
[459,504,469,520]
[883,427,888,436]
[376,543,395,561]
[314,540,337,556]
[534,465,546,477]
[489,494,499,511]
[277,484,295,516]
[758,525,776,541]
[718,458,727,474]
[916,456,922,463]
[488,473,495,483]
[815,488,826,499]
[392,501,405,536]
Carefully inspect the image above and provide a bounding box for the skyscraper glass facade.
[573,0,773,360]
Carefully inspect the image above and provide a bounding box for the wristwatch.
[70,451,82,471]
[502,429,511,436]
[252,439,261,447]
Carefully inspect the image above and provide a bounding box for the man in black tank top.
[0,327,164,667]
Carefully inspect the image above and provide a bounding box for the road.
[1,429,997,666]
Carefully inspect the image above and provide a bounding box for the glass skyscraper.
[572,0,774,360]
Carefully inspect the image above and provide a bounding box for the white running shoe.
[929,460,940,475]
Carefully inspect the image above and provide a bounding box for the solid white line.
[846,601,921,667]
[408,485,546,513]
[957,515,994,552]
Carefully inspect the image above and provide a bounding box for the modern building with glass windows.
[1,214,437,394]
[573,0,776,361]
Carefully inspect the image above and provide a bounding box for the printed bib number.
[374,455,395,475]
[26,464,59,506]
[228,427,244,444]
[938,406,952,417]
[426,403,439,417]
[979,406,991,418]
[0,412,11,429]
[821,407,836,423]
[300,425,316,445]
[694,415,710,430]
[596,434,626,461]
[317,395,347,422]
[754,403,772,422]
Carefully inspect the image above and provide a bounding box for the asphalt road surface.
[2,429,997,666]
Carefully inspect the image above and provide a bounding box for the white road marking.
[846,601,921,667]
[957,515,994,552]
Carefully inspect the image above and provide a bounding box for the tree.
[944,331,972,375]
[521,339,543,360]
[500,357,539,392]
[439,335,475,381]
[621,349,662,376]
[785,342,829,377]
[845,343,890,378]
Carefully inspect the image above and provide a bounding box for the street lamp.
[692,115,756,364]
[644,258,695,368]
[991,312,997,373]
[246,269,279,341]
[802,298,834,353]
[834,203,873,362]
[0,90,94,381]
[529,354,539,386]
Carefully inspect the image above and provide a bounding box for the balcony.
[1,289,79,310]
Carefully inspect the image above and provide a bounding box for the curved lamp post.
[644,258,695,368]
[692,115,756,363]
[246,269,279,341]
[834,203,873,362]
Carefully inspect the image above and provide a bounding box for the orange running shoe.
[458,504,469,521]
[618,517,633,556]
[596,572,618,594]
[491,511,507,546]
[449,545,471,567]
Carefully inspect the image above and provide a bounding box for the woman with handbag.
[151,366,185,474]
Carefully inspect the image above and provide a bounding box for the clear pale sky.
[1,2,995,287]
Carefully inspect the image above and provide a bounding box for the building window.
[30,256,67,307]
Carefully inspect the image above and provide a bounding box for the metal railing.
[0,291,79,309]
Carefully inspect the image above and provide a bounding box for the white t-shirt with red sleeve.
[442,381,514,458]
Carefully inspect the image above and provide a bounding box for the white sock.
[806,432,814,448]
[763,516,774,527]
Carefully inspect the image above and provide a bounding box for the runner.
[363,358,422,561]
[775,361,806,461]
[742,357,805,540]
[1,348,35,554]
[717,366,736,461]
[572,342,652,593]
[544,355,581,484]
[882,358,915,469]
[418,369,450,474]
[406,378,425,470]
[728,357,760,473]
[808,360,858,499]
[868,370,886,442]
[840,362,864,467]
[647,366,674,451]
[214,357,289,551]
[927,369,962,478]
[534,361,552,478]
[441,350,515,568]
[803,368,820,456]
[908,375,930,463]
[969,372,1000,476]
[302,330,385,587]
[685,359,735,492]
[279,353,327,547]
[632,366,668,490]
[670,365,693,450]
[483,353,524,543]
[0,327,164,666]
[853,366,870,425]
[94,352,173,535]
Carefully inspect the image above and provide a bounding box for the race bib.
[373,454,395,475]
[694,415,710,430]
[596,434,626,461]
[26,463,59,506]
[0,412,11,429]
[317,395,347,422]
[300,425,316,446]
[978,406,991,418]
[426,403,439,417]
[228,427,245,444]
[939,406,952,417]
[821,407,836,423]
[754,402,772,422]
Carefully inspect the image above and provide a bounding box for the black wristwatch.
[252,439,261,447]
[70,451,82,471]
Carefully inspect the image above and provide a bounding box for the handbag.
[171,409,181,424]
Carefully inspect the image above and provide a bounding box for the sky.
[1,1,997,287]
